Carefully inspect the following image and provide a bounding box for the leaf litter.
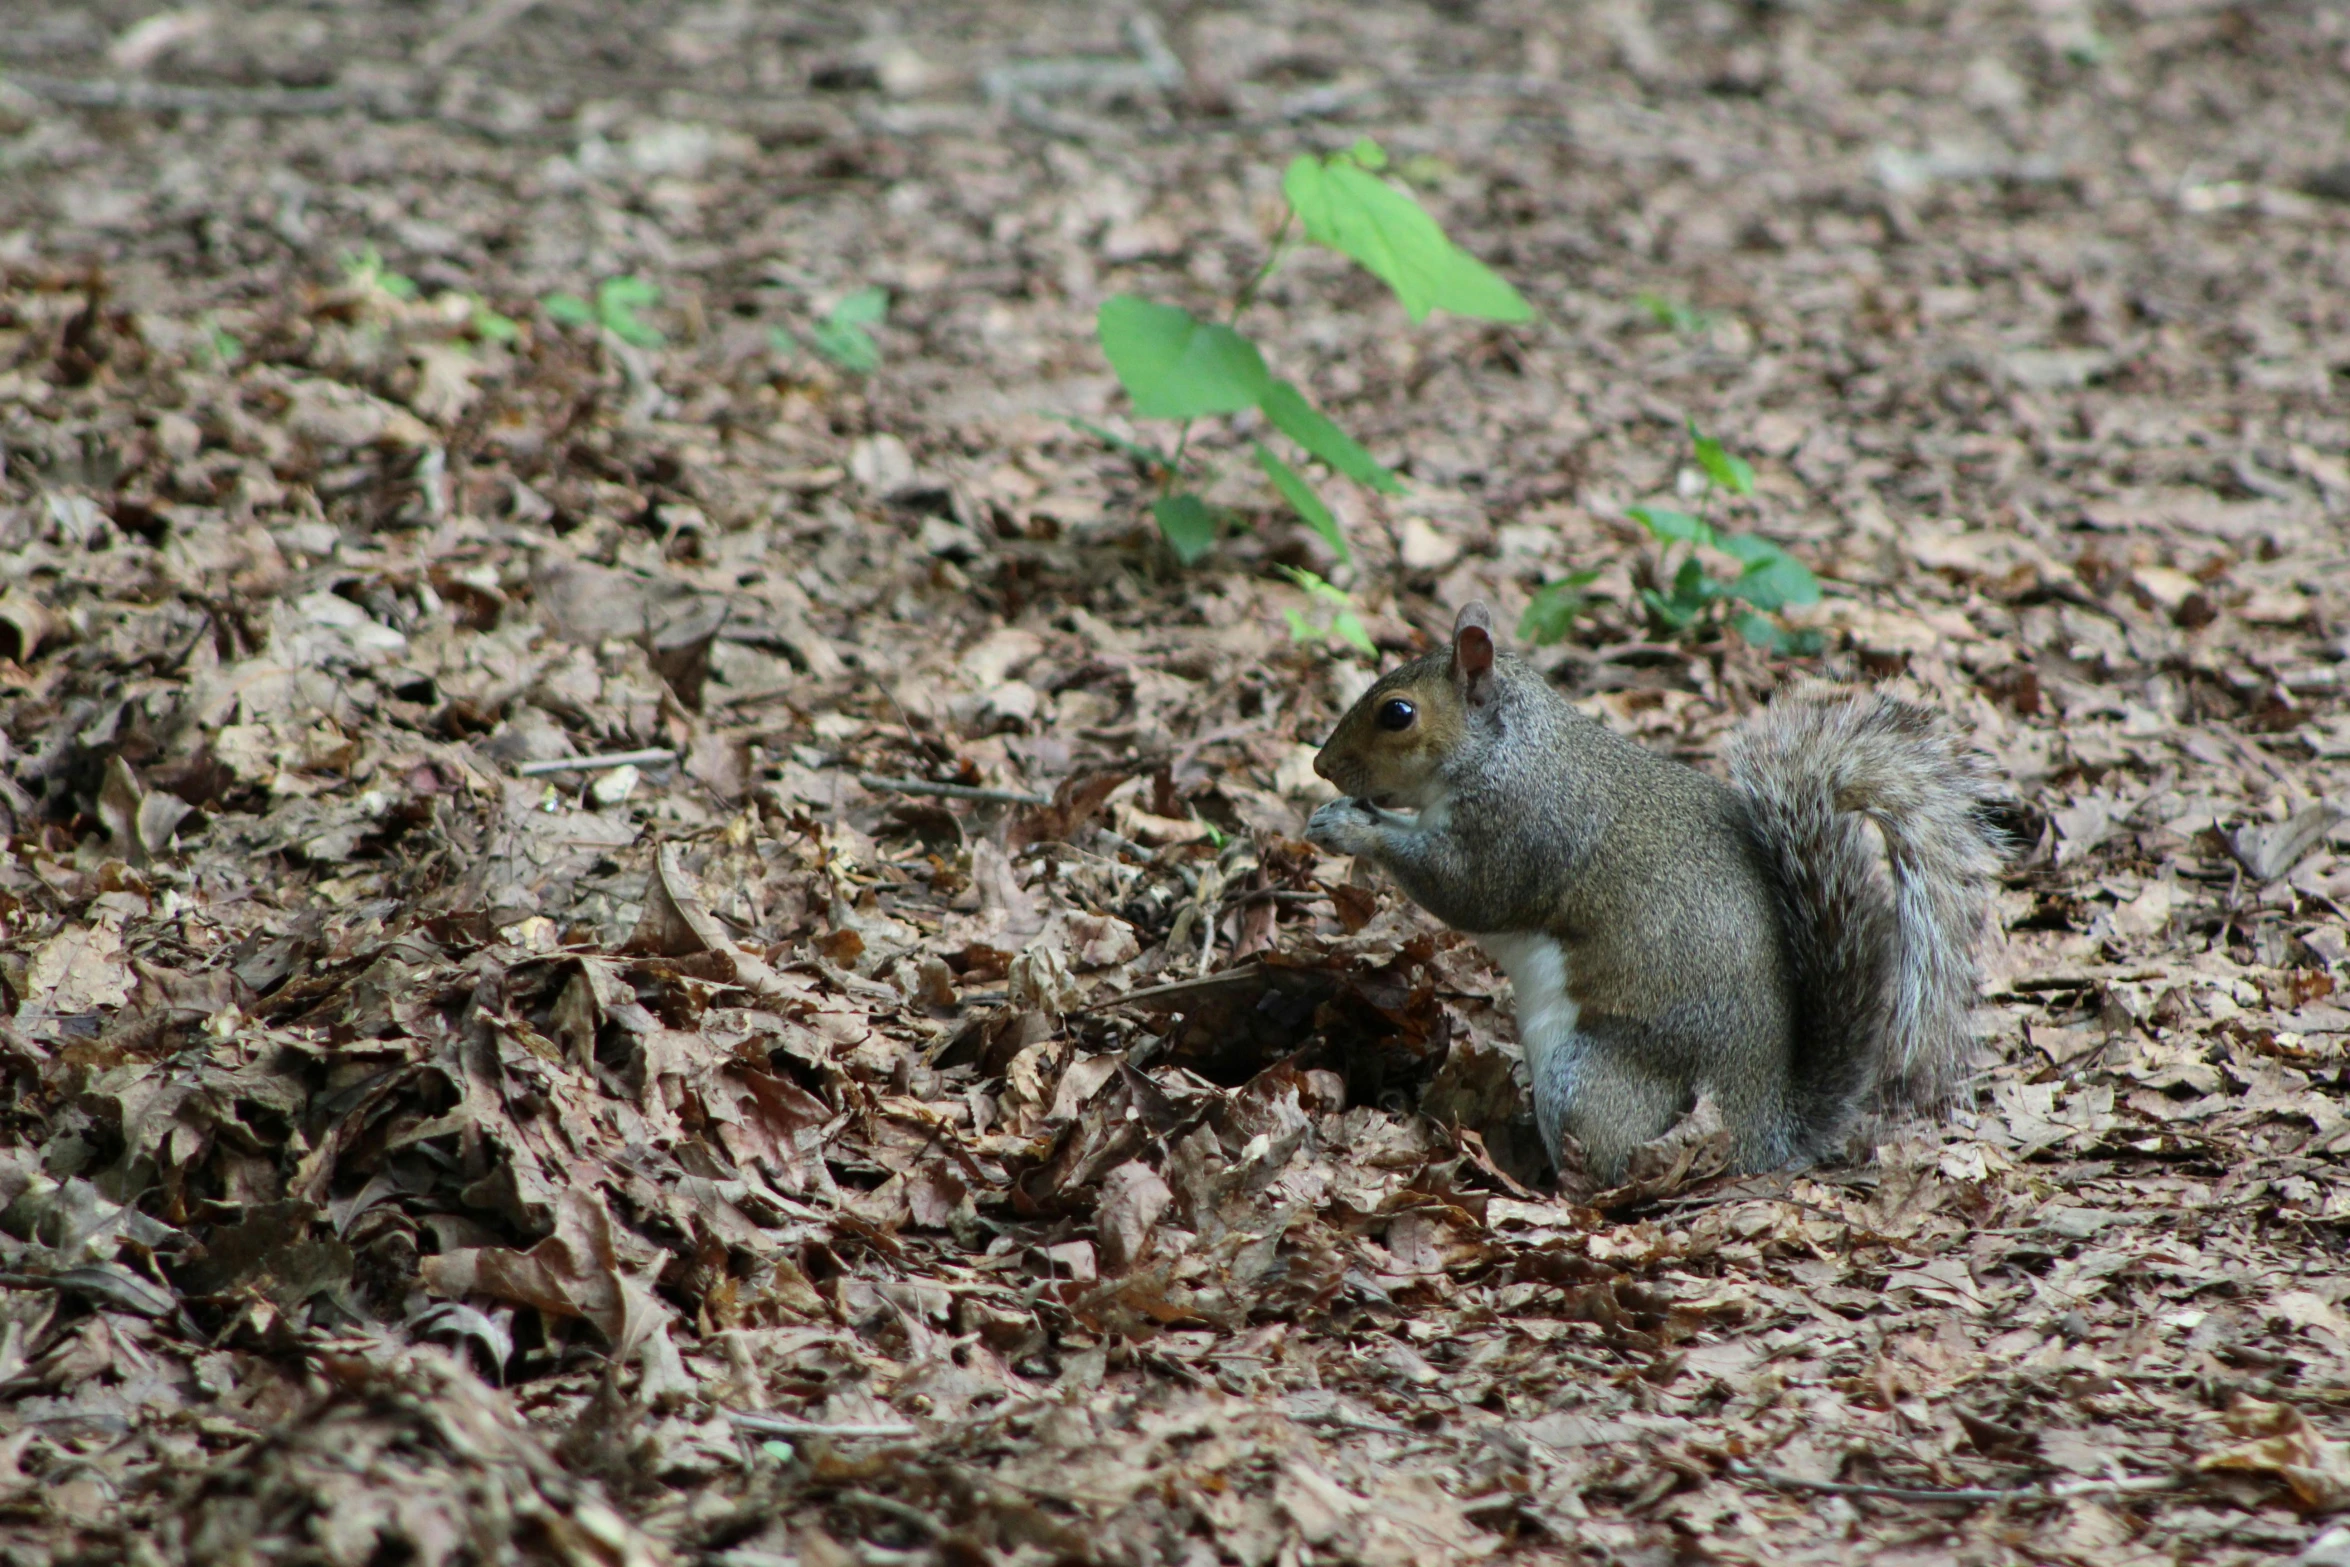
[2,2,2350,1564]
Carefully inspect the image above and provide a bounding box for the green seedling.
[1634,291,1716,335]
[342,244,419,302]
[1090,137,1530,565]
[808,286,887,373]
[1523,423,1821,655]
[461,294,519,343]
[1280,566,1377,658]
[1517,570,1600,646]
[544,276,664,348]
[198,314,243,368]
[769,286,891,375]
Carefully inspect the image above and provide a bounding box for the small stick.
[833,1489,943,1538]
[1726,1459,2183,1505]
[4,72,364,115]
[1072,962,1270,1014]
[729,1411,918,1439]
[515,749,678,777]
[858,773,1048,807]
[715,682,801,709]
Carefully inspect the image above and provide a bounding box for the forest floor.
[4,1,2350,1563]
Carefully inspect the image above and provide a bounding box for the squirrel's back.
[1725,681,2007,1154]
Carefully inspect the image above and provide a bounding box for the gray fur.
[1310,652,2003,1184]
[1723,678,2007,1135]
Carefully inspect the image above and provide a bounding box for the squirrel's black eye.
[1377,698,1416,731]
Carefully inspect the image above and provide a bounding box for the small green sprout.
[808,286,888,373]
[342,244,419,302]
[1634,292,1716,335]
[1280,567,1377,657]
[544,276,664,348]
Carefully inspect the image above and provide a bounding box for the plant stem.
[1164,419,1193,494]
[1228,212,1297,328]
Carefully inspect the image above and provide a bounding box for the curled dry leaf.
[2200,1399,2350,1513]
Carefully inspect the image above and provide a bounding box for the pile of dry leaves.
[5,1,2350,1564]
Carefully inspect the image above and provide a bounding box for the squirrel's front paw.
[1306,797,1381,858]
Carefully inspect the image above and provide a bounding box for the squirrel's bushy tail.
[1725,682,2007,1152]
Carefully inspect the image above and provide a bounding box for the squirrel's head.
[1313,602,1498,808]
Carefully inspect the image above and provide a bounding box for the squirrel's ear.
[1452,601,1494,691]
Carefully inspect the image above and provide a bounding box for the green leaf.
[1344,137,1389,171]
[1054,415,1173,471]
[811,322,878,372]
[597,277,664,348]
[1628,505,1715,547]
[1259,380,1401,494]
[1281,156,1533,324]
[1097,296,1271,419]
[1732,549,1821,612]
[1640,586,1696,630]
[1256,445,1347,560]
[828,286,888,326]
[543,292,596,327]
[1731,610,1794,654]
[344,244,418,301]
[1518,571,1599,646]
[1634,291,1710,334]
[1673,556,1725,606]
[467,297,519,342]
[1689,424,1756,496]
[1279,567,1377,656]
[200,318,242,367]
[1153,492,1218,564]
[811,318,880,373]
[806,286,889,372]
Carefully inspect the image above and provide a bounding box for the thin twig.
[1071,961,1271,1014]
[3,72,369,116]
[833,1489,943,1538]
[1726,1459,2185,1505]
[728,1411,918,1439]
[416,0,544,71]
[857,773,1048,807]
[515,749,677,777]
[1217,888,1329,909]
[714,682,801,710]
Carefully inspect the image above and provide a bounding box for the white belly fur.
[1476,930,1579,1090]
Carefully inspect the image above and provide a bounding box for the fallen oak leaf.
[420,1188,673,1369]
[2198,1398,2350,1512]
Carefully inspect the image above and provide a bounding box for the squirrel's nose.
[1312,749,1334,783]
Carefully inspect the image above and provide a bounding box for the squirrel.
[1305,602,2006,1185]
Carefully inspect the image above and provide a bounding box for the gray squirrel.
[1306,603,2006,1184]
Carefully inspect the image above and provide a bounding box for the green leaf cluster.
[545,276,664,348]
[1517,570,1599,646]
[1088,137,1528,567]
[342,244,419,302]
[1629,503,1821,651]
[464,295,520,343]
[1633,291,1715,335]
[808,286,888,373]
[767,286,891,375]
[1280,567,1376,657]
[1521,425,1822,656]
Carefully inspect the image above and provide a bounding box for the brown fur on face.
[1315,605,1497,810]
[1312,650,1466,809]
